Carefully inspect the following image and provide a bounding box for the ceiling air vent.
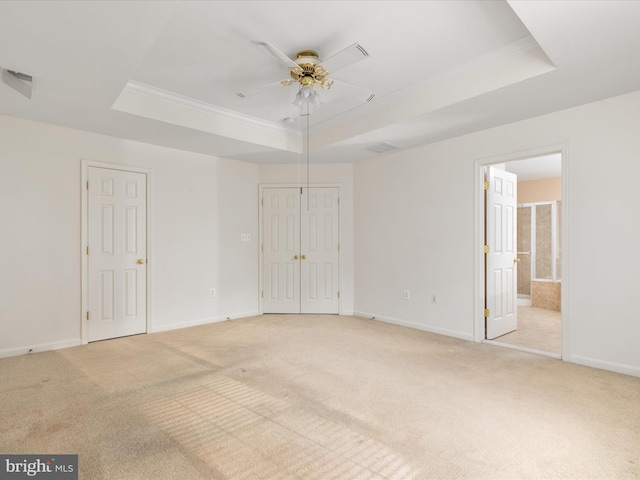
[1,68,33,99]
[366,142,401,154]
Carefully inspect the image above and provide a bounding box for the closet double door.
[262,187,339,314]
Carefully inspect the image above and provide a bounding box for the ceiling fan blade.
[236,80,286,99]
[251,41,299,69]
[320,43,370,73]
[330,79,375,103]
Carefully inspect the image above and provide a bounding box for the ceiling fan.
[236,41,375,106]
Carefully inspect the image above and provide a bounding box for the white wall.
[354,148,475,340]
[259,163,355,314]
[149,154,259,331]
[354,89,640,377]
[0,115,260,356]
[3,87,640,378]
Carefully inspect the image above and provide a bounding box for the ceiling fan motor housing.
[289,50,331,89]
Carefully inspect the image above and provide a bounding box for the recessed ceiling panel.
[130,1,534,124]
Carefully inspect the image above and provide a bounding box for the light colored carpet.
[493,306,561,355]
[1,314,639,479]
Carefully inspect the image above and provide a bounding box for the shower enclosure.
[517,201,561,309]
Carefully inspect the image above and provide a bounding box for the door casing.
[474,145,569,359]
[81,160,151,344]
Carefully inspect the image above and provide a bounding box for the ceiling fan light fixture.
[320,79,333,90]
[292,85,321,108]
[300,76,315,88]
[309,91,321,108]
[300,85,314,97]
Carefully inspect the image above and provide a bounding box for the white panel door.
[87,167,147,341]
[263,188,301,313]
[486,167,518,339]
[301,188,340,314]
[262,187,339,314]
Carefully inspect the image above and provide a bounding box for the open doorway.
[484,153,562,357]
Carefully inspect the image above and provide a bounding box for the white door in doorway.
[263,188,301,313]
[486,167,518,339]
[300,188,340,313]
[87,167,147,341]
[262,187,339,314]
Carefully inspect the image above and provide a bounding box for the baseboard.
[353,311,474,342]
[149,311,261,334]
[569,354,640,378]
[0,338,82,359]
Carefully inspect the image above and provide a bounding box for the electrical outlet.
[403,290,411,300]
[431,294,437,304]
[209,288,216,297]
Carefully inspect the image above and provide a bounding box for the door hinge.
[484,245,489,254]
[337,243,340,252]
[337,197,340,205]
[261,198,264,206]
[86,180,89,190]
[483,181,490,190]
[300,187,303,194]
[484,308,490,318]
[261,291,264,298]
[337,291,340,299]
[86,246,90,255]
[261,244,264,252]
[86,311,90,321]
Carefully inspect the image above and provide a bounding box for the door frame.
[473,144,569,359]
[81,160,152,344]
[258,183,342,315]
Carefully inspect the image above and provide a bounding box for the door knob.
[301,255,307,260]
[294,255,299,260]
[137,259,145,265]
[514,258,520,264]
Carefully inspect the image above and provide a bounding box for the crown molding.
[113,80,302,153]
[121,80,298,135]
